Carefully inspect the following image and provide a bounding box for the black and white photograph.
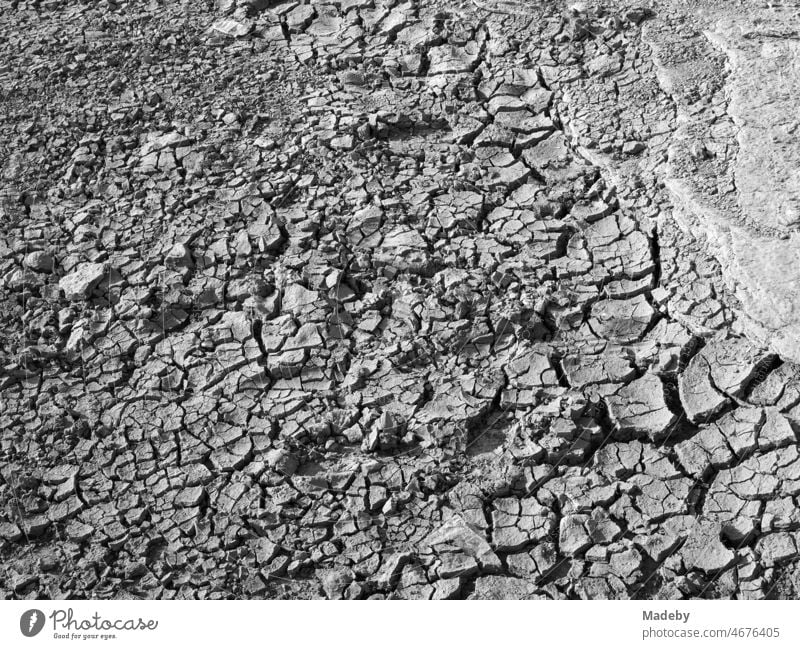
[1,0,800,645]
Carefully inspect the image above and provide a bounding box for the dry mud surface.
[4,0,800,600]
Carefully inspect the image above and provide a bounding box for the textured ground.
[4,0,800,600]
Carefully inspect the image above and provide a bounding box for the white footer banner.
[0,600,795,648]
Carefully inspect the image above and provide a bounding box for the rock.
[23,250,54,272]
[428,42,480,75]
[589,295,654,344]
[681,520,736,572]
[622,140,645,155]
[166,243,193,269]
[679,338,765,422]
[318,568,353,599]
[587,54,622,77]
[491,497,556,552]
[674,425,733,479]
[265,449,298,477]
[0,522,22,542]
[607,373,677,441]
[58,263,106,301]
[755,532,799,567]
[562,350,635,387]
[468,575,542,600]
[210,18,252,38]
[376,552,412,590]
[425,513,502,572]
[758,408,797,451]
[559,514,592,557]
